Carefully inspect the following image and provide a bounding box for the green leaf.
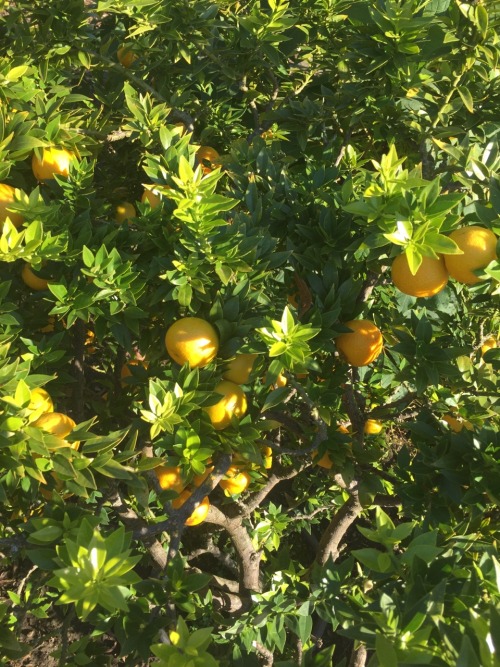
[375,635,398,667]
[457,86,473,113]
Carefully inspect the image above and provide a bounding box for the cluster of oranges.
[391,226,498,297]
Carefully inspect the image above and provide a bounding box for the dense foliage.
[0,0,499,665]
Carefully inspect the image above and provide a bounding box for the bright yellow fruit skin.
[204,380,247,430]
[32,148,73,181]
[115,201,136,224]
[481,337,497,356]
[223,353,257,384]
[155,466,185,493]
[141,186,162,209]
[220,470,251,495]
[172,490,210,526]
[444,226,498,285]
[335,320,383,367]
[364,419,383,434]
[391,253,448,297]
[165,317,219,368]
[21,264,50,291]
[117,46,138,68]
[0,183,24,228]
[32,412,79,449]
[28,388,54,422]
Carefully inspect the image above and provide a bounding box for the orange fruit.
[220,469,251,495]
[120,359,148,386]
[192,465,214,487]
[261,445,273,469]
[481,337,497,356]
[32,147,74,181]
[117,45,138,68]
[442,414,473,433]
[155,466,185,493]
[32,412,79,449]
[165,317,219,368]
[141,185,163,209]
[265,371,287,388]
[444,226,498,285]
[27,388,54,422]
[115,201,136,224]
[223,353,257,384]
[171,490,210,526]
[391,253,448,297]
[364,419,383,435]
[313,425,349,469]
[0,183,24,228]
[204,380,248,430]
[21,264,50,291]
[335,320,383,367]
[196,146,220,174]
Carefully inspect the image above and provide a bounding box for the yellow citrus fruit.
[335,320,383,367]
[442,414,473,433]
[165,317,219,368]
[115,201,136,224]
[32,412,79,449]
[32,147,74,181]
[196,146,220,174]
[261,445,273,469]
[117,45,138,68]
[204,380,248,430]
[0,183,24,228]
[155,466,185,494]
[223,353,257,384]
[481,337,497,356]
[313,425,349,469]
[192,464,214,487]
[391,253,449,297]
[171,490,210,526]
[21,264,50,291]
[120,359,148,386]
[364,419,383,435]
[27,388,54,422]
[220,469,251,495]
[444,226,498,285]
[265,371,287,388]
[141,185,163,209]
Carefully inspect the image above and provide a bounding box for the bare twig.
[243,461,311,515]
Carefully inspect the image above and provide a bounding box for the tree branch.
[315,491,363,566]
[349,644,367,667]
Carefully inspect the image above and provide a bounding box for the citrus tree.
[0,0,499,665]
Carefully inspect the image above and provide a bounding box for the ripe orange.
[192,464,214,487]
[115,201,136,224]
[261,445,273,469]
[165,317,219,368]
[171,490,210,526]
[120,359,148,386]
[21,264,50,291]
[32,147,74,181]
[117,45,138,68]
[442,414,473,433]
[220,469,251,495]
[481,337,497,356]
[444,226,498,285]
[0,183,24,228]
[364,419,383,435]
[196,146,220,174]
[28,388,54,422]
[155,466,185,493]
[265,371,287,388]
[32,412,79,449]
[313,425,349,469]
[141,185,162,209]
[222,353,257,384]
[391,253,448,297]
[335,320,383,367]
[204,380,248,430]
